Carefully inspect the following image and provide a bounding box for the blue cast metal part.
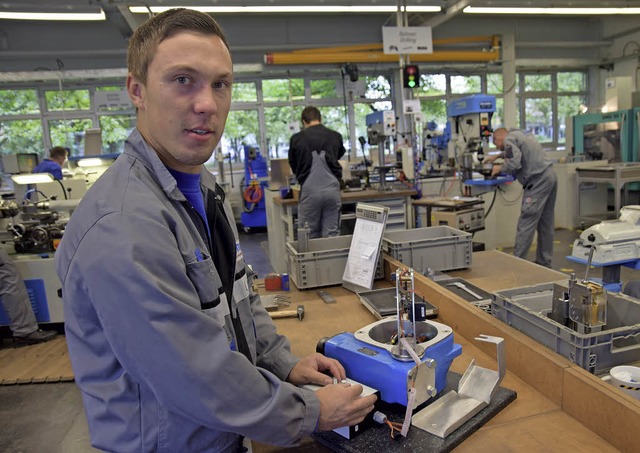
[323,331,462,406]
[447,94,496,117]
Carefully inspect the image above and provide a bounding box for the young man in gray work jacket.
[55,9,375,453]
[487,127,558,268]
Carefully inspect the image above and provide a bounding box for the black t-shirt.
[287,124,346,186]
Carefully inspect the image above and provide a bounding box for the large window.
[223,109,260,162]
[311,79,338,99]
[418,74,446,96]
[413,70,587,149]
[262,78,304,102]
[48,118,94,156]
[451,75,481,94]
[525,98,553,143]
[0,119,43,155]
[0,89,40,115]
[45,89,91,111]
[0,68,588,168]
[519,71,587,146]
[264,105,295,159]
[99,114,136,154]
[557,72,587,144]
[232,82,257,102]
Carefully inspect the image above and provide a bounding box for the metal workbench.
[576,163,640,225]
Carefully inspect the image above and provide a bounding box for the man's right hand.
[315,382,377,431]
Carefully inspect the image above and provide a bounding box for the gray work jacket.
[500,129,553,186]
[55,129,319,452]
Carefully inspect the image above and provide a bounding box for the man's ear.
[126,74,144,110]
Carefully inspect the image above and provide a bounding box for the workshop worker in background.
[487,127,558,268]
[0,248,57,345]
[55,9,375,453]
[32,146,68,180]
[288,106,346,238]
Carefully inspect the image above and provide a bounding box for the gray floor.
[1,227,637,453]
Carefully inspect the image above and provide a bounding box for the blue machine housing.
[240,145,269,229]
[0,279,50,324]
[323,330,462,406]
[447,94,496,117]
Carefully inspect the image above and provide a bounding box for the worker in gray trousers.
[0,248,57,344]
[298,150,341,238]
[289,106,346,238]
[487,128,558,268]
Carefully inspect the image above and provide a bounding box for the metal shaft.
[584,246,595,282]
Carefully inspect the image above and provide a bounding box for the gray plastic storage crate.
[381,226,472,273]
[286,235,383,290]
[492,282,640,374]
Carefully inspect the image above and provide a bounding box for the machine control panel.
[432,207,485,232]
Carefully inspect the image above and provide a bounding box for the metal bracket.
[411,334,505,438]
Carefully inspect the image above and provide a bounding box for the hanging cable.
[484,189,499,218]
[54,179,68,200]
[56,59,71,151]
[242,162,264,213]
[243,180,263,204]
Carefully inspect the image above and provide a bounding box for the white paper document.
[343,217,385,289]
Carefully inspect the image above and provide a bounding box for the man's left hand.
[287,353,346,386]
[491,164,502,177]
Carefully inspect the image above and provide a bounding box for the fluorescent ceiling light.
[129,6,440,14]
[464,7,640,15]
[11,173,55,185]
[76,158,105,168]
[0,11,106,21]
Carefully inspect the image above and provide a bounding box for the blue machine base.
[0,279,50,325]
[323,332,462,406]
[240,209,267,228]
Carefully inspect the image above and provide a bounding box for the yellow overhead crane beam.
[264,35,501,65]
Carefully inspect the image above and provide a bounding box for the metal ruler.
[316,289,336,304]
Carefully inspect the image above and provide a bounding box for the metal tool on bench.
[447,281,483,300]
[316,289,336,304]
[319,268,462,409]
[269,304,305,321]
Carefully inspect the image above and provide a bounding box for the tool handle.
[269,310,298,318]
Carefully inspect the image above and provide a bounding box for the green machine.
[572,110,634,162]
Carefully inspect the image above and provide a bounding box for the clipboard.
[342,203,389,294]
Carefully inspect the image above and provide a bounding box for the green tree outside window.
[45,89,90,111]
[0,89,40,115]
[0,119,44,155]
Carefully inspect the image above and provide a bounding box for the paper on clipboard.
[343,203,388,292]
